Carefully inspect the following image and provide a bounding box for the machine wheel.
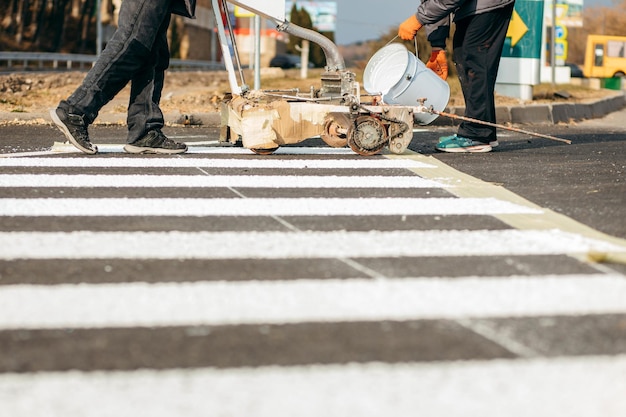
[251,147,278,155]
[347,116,387,156]
[320,118,348,148]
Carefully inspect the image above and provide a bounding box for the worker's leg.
[453,4,514,143]
[59,0,173,124]
[126,13,171,143]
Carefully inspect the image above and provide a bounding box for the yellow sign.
[555,4,569,19]
[506,10,528,47]
[234,6,255,17]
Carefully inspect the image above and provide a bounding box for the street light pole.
[551,0,556,87]
[254,14,261,90]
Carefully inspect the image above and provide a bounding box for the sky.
[332,0,619,45]
[334,1,416,45]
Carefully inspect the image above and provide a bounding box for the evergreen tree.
[287,3,333,68]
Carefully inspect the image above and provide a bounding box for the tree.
[286,4,333,68]
[1,0,97,52]
[76,0,95,52]
[50,0,71,51]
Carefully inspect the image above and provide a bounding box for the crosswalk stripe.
[0,174,443,188]
[50,142,363,155]
[0,197,541,217]
[1,356,624,417]
[3,139,624,417]
[1,275,625,329]
[0,157,435,169]
[0,229,622,260]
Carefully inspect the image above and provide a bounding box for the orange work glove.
[426,49,448,80]
[398,15,423,40]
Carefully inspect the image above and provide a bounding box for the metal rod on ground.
[429,108,572,144]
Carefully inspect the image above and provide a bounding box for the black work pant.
[453,4,514,143]
[60,0,173,143]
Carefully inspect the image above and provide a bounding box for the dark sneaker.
[124,130,188,154]
[436,134,492,153]
[50,107,98,154]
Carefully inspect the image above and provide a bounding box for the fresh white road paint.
[49,142,364,155]
[0,197,541,217]
[0,229,621,260]
[0,356,624,417]
[0,157,434,169]
[0,174,444,188]
[1,275,626,329]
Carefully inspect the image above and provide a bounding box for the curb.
[430,90,626,126]
[1,91,624,128]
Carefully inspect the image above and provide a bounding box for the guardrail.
[0,52,225,71]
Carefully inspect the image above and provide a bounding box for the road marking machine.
[212,0,569,155]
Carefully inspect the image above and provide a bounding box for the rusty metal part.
[388,121,410,154]
[358,104,412,154]
[320,114,350,148]
[427,107,572,145]
[375,108,409,144]
[347,116,388,156]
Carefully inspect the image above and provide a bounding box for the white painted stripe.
[0,150,64,158]
[198,147,358,155]
[0,229,621,260]
[1,275,626,329]
[0,156,434,169]
[50,142,361,155]
[0,174,444,188]
[0,357,625,417]
[0,197,541,217]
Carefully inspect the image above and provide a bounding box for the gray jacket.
[417,0,515,48]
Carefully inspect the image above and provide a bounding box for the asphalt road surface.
[0,110,625,416]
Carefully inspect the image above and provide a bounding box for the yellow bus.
[583,35,626,78]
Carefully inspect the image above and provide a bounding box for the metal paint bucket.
[364,43,450,125]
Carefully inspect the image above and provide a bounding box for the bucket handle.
[385,35,419,58]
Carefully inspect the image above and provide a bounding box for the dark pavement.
[0,106,625,416]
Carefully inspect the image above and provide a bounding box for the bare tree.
[51,0,71,51]
[14,0,28,43]
[32,0,49,47]
[77,0,95,52]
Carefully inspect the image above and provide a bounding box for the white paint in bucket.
[364,43,450,125]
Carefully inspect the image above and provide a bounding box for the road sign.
[498,0,545,99]
[555,25,568,40]
[502,0,543,59]
[507,10,528,47]
[555,40,568,61]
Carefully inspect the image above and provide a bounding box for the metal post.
[212,0,242,94]
[254,15,261,90]
[300,39,309,79]
[96,0,103,57]
[211,19,217,63]
[551,0,556,87]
